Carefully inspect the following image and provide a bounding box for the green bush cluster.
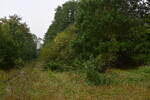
[73,0,150,69]
[41,0,150,85]
[40,25,76,62]
[0,15,37,69]
[40,25,77,72]
[86,70,113,86]
[44,61,64,72]
[42,0,150,69]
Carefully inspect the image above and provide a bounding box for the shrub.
[43,61,74,72]
[135,67,150,74]
[40,25,76,62]
[43,61,64,72]
[0,15,37,70]
[86,70,113,86]
[85,55,115,85]
[82,54,117,73]
[73,0,150,69]
[40,25,77,71]
[15,58,25,69]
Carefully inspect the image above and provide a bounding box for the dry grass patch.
[0,63,150,100]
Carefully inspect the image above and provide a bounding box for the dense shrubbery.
[73,0,150,68]
[0,0,149,87]
[43,61,64,72]
[0,15,37,69]
[40,25,76,62]
[40,25,77,71]
[41,0,150,84]
[86,70,113,86]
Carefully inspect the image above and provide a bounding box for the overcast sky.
[0,0,69,39]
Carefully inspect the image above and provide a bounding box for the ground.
[0,61,150,100]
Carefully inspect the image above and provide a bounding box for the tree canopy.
[0,15,37,69]
[44,0,77,43]
[41,0,150,72]
[72,0,150,68]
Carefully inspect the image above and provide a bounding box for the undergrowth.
[0,63,150,100]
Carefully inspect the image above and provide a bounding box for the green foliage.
[0,15,37,69]
[86,66,150,86]
[77,54,116,73]
[0,82,6,99]
[119,67,150,84]
[44,61,64,72]
[44,0,77,43]
[137,67,150,74]
[72,0,150,69]
[40,25,77,63]
[86,70,113,86]
[14,58,25,68]
[41,0,150,86]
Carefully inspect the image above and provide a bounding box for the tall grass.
[0,64,150,100]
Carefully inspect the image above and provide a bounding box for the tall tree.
[44,0,77,43]
[72,0,150,68]
[0,15,37,69]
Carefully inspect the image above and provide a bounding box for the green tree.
[40,25,76,62]
[72,0,150,69]
[0,15,37,69]
[44,0,77,43]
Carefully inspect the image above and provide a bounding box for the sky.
[0,0,69,39]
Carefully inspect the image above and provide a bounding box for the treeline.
[41,0,150,72]
[44,1,77,43]
[0,15,37,70]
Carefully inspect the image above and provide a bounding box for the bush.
[0,15,37,70]
[73,0,150,69]
[40,25,76,62]
[40,25,77,71]
[86,70,113,86]
[44,61,64,72]
[43,61,73,72]
[82,54,117,73]
[15,58,25,69]
[85,55,115,85]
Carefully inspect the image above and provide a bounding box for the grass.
[0,62,150,100]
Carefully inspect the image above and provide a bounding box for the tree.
[72,0,150,69]
[44,0,77,43]
[0,15,37,69]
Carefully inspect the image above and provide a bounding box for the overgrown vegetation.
[42,0,150,74]
[0,15,37,69]
[0,0,150,99]
[0,63,150,100]
[44,0,77,43]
